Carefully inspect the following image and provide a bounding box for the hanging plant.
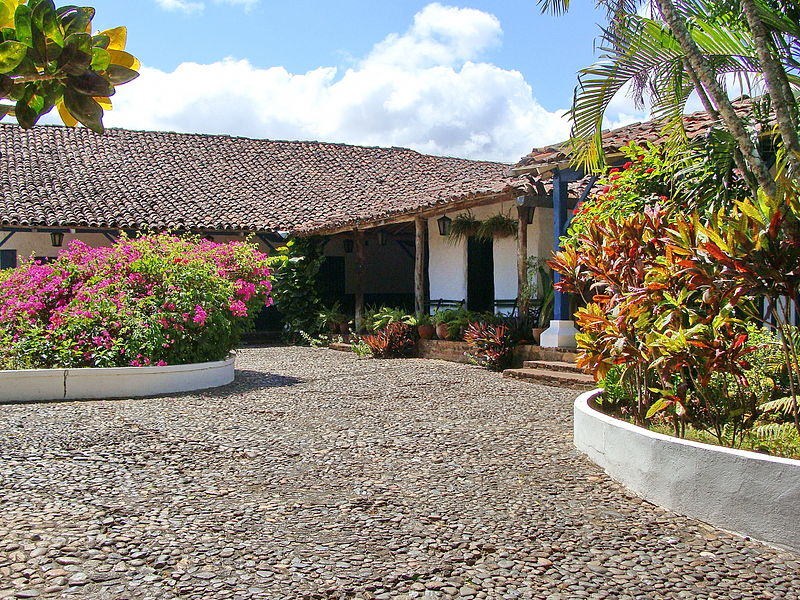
[447,211,481,244]
[476,214,518,241]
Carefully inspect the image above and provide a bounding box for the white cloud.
[153,0,203,13]
[104,3,570,162]
[154,0,259,14]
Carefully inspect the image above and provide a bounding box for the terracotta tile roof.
[514,99,754,173]
[0,124,518,233]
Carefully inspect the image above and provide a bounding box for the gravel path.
[1,346,798,600]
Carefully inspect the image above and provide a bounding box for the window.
[0,249,16,270]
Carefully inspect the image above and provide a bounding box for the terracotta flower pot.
[339,322,350,334]
[532,327,546,344]
[435,323,450,340]
[418,324,435,340]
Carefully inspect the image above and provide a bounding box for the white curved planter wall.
[0,356,235,403]
[574,389,800,553]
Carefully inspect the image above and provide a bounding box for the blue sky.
[80,1,646,162]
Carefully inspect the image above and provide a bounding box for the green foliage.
[317,302,347,330]
[267,237,326,342]
[368,306,414,331]
[463,322,515,371]
[475,213,517,241]
[446,211,481,244]
[351,338,373,358]
[0,2,139,132]
[431,307,499,340]
[566,142,673,243]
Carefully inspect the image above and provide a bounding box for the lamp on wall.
[343,238,354,253]
[519,205,535,225]
[437,215,452,236]
[50,231,64,247]
[377,230,388,246]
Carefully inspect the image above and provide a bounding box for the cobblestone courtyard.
[1,346,798,600]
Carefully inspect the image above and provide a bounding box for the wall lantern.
[520,206,535,225]
[343,239,355,253]
[50,231,64,247]
[437,215,452,236]
[377,230,388,246]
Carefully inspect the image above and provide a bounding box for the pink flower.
[193,305,208,326]
[228,299,248,317]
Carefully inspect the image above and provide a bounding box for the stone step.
[526,347,580,363]
[522,360,584,374]
[502,367,595,390]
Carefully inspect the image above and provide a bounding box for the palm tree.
[538,0,800,195]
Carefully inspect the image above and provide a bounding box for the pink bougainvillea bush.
[0,234,273,369]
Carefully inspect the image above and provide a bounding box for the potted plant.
[447,211,481,245]
[318,302,347,333]
[415,314,435,339]
[476,213,517,241]
[432,309,455,340]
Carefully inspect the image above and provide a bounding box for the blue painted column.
[552,168,571,321]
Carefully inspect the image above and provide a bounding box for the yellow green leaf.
[108,49,140,72]
[99,26,126,51]
[93,96,112,111]
[57,100,78,128]
[0,0,15,28]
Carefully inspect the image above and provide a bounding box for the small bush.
[363,322,416,358]
[463,322,514,371]
[0,234,272,368]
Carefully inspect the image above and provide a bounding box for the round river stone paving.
[0,346,798,599]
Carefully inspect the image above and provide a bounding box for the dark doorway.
[318,256,346,306]
[467,237,494,312]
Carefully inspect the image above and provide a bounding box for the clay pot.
[532,327,546,344]
[435,323,450,340]
[339,322,350,334]
[417,324,435,340]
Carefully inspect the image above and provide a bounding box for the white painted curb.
[0,355,235,403]
[574,389,800,553]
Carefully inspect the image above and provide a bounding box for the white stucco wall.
[427,202,554,310]
[427,220,467,302]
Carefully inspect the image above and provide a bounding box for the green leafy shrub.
[0,234,272,368]
[268,237,326,342]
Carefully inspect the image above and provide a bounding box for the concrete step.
[525,347,580,364]
[522,360,584,374]
[503,367,595,390]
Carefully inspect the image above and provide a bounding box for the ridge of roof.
[0,123,510,168]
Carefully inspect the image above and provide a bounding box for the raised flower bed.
[0,234,272,401]
[574,389,800,553]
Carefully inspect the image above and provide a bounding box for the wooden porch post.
[516,206,529,315]
[354,230,365,332]
[414,216,427,316]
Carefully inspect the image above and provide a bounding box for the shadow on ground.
[204,369,305,398]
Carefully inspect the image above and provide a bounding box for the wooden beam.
[354,230,365,332]
[304,191,517,236]
[414,217,426,317]
[516,206,529,316]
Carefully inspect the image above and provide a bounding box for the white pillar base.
[540,320,578,348]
